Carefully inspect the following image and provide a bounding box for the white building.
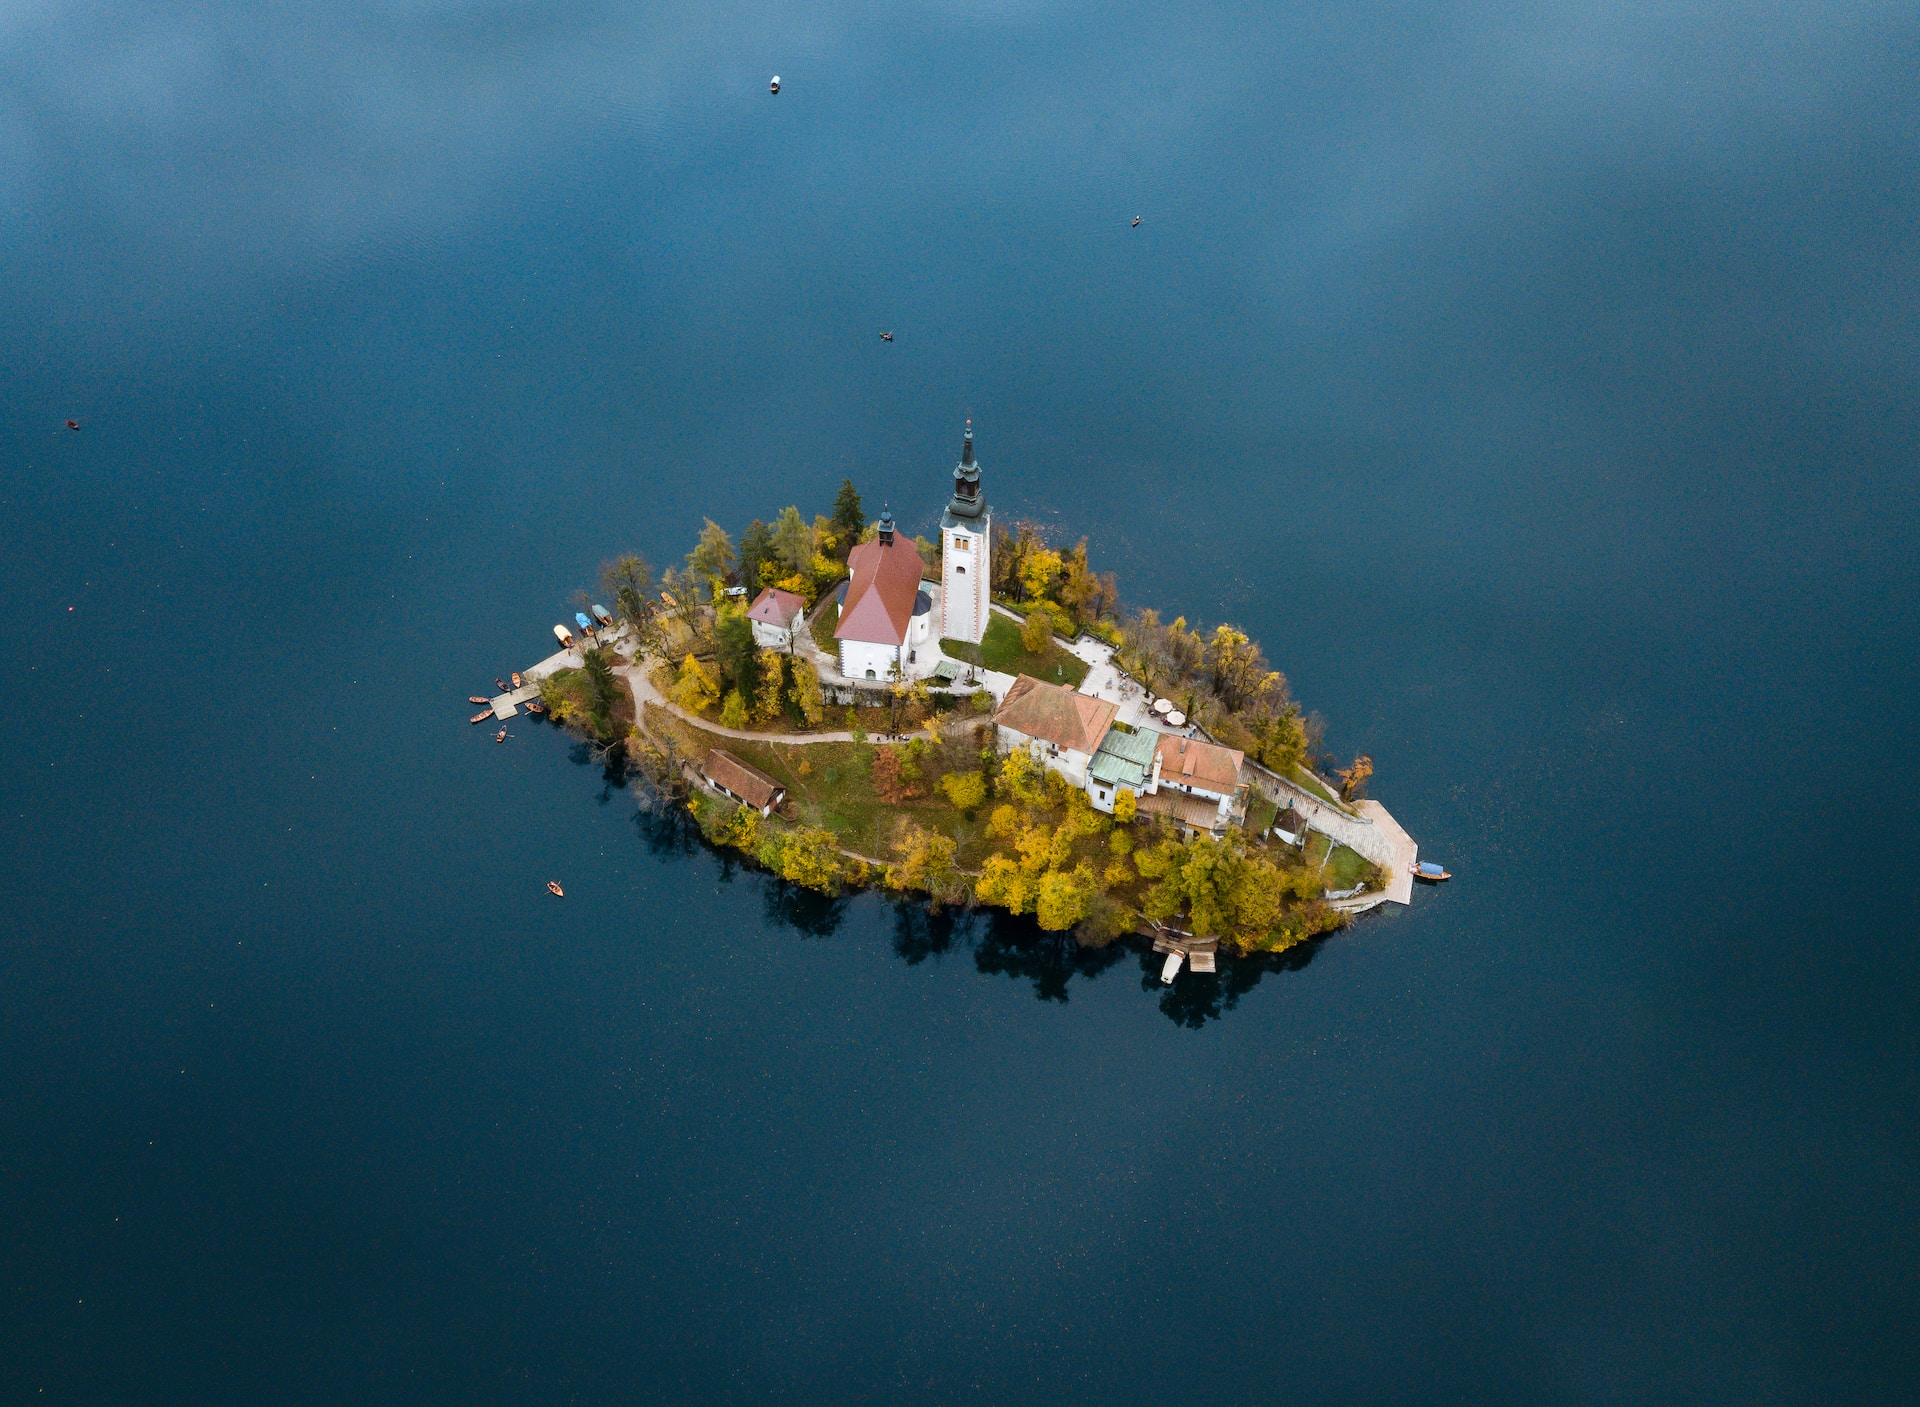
[990,674,1118,789]
[833,510,934,681]
[746,586,806,650]
[939,420,992,645]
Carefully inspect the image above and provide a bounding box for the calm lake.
[2,1,1916,1401]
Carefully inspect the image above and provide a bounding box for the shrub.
[1108,828,1133,857]
[720,690,749,729]
[940,771,987,813]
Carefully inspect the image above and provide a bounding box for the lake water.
[3,2,1917,1401]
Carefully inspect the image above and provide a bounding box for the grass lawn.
[941,613,1088,688]
[655,708,991,864]
[1245,794,1279,838]
[1304,831,1333,866]
[1290,764,1345,808]
[1324,842,1372,892]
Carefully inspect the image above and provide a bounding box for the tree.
[1113,787,1137,824]
[788,657,825,727]
[1337,755,1373,801]
[581,645,621,724]
[830,479,865,553]
[940,771,987,813]
[1133,832,1288,950]
[720,690,749,729]
[753,650,786,724]
[686,518,737,584]
[887,825,968,908]
[974,854,1038,915]
[870,747,912,803]
[755,825,844,893]
[1207,625,1282,713]
[1035,864,1096,931]
[1020,547,1063,602]
[771,506,817,578]
[737,520,774,595]
[599,555,654,628]
[671,654,719,713]
[713,605,757,696]
[1020,609,1053,655]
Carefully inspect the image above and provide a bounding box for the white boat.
[554,623,575,648]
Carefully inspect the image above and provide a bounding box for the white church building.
[829,421,993,683]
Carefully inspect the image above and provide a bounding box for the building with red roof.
[833,510,933,681]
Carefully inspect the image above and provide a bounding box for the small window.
[953,535,969,551]
[865,669,875,679]
[955,565,966,574]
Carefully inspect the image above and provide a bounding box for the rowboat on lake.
[470,709,492,724]
[1412,861,1451,882]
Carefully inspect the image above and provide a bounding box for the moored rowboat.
[470,709,492,724]
[512,672,524,689]
[469,695,490,705]
[1412,861,1451,882]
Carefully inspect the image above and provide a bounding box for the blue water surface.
[2,1,1917,1401]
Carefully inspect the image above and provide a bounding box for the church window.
[955,565,966,574]
[864,669,875,679]
[953,535,969,551]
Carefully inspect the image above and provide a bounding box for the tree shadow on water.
[567,736,631,800]
[1142,939,1327,1029]
[973,910,1130,1003]
[762,881,851,938]
[890,902,964,966]
[631,789,702,860]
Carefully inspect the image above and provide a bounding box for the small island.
[498,422,1419,979]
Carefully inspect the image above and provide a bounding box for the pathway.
[617,663,928,746]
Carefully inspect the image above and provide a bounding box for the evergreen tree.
[737,519,774,596]
[830,479,864,555]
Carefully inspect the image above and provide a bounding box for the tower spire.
[948,418,984,519]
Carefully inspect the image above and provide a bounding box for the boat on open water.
[494,727,507,743]
[547,880,564,897]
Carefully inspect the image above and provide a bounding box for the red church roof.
[834,537,925,647]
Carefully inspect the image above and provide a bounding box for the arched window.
[955,565,966,574]
[864,669,875,679]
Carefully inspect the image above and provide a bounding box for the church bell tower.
[939,419,992,644]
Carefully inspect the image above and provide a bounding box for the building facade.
[834,510,934,681]
[746,587,807,650]
[939,420,992,645]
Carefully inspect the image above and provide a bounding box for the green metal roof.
[1088,724,1159,788]
[932,658,964,681]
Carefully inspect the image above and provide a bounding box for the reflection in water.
[628,779,1329,1025]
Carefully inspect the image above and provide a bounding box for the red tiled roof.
[834,537,924,646]
[747,587,806,627]
[1153,733,1244,796]
[700,749,784,810]
[992,674,1118,754]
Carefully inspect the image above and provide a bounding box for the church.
[827,421,993,682]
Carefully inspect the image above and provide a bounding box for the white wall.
[942,516,990,644]
[751,621,791,650]
[998,725,1092,787]
[839,638,900,681]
